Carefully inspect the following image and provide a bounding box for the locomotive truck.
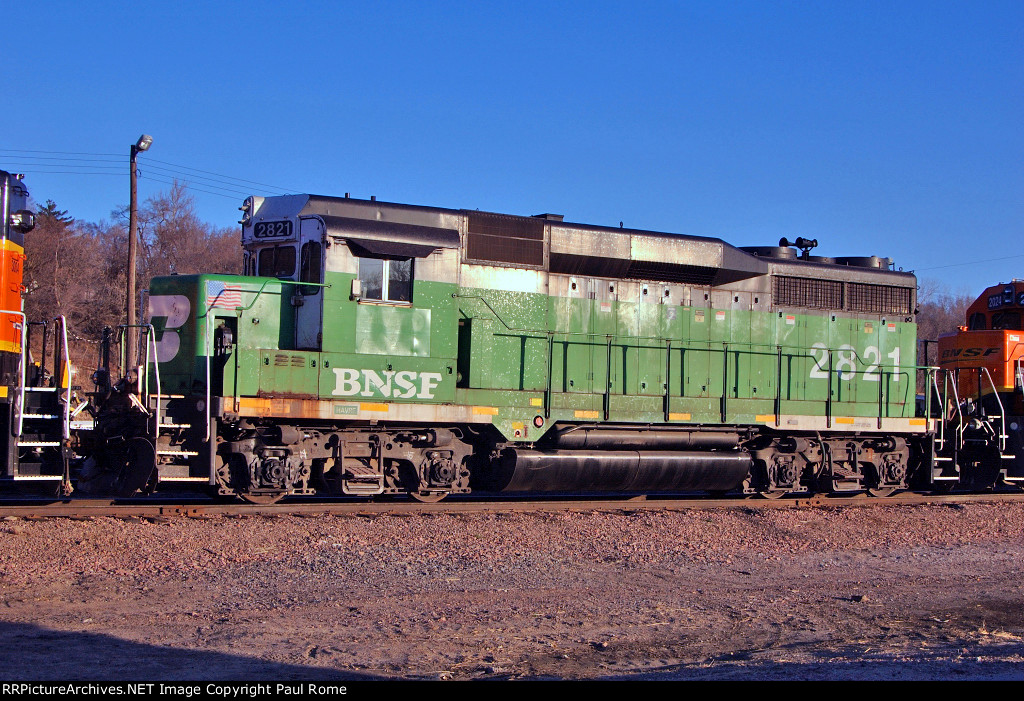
[77,192,952,502]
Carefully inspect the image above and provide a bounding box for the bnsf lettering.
[331,368,443,399]
[940,347,1000,359]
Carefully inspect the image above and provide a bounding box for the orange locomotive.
[935,281,1024,488]
[0,171,31,385]
[938,282,1024,408]
[0,170,71,489]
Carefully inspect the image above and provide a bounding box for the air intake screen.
[624,261,718,285]
[773,276,844,309]
[848,283,913,315]
[466,212,545,267]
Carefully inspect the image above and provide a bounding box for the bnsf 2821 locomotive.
[72,192,979,503]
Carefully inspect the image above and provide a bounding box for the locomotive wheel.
[758,489,789,500]
[866,486,899,498]
[409,489,449,503]
[117,437,157,497]
[240,492,287,505]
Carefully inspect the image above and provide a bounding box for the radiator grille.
[848,283,913,315]
[773,276,844,309]
[773,276,913,314]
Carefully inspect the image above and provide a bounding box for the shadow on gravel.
[595,646,1024,681]
[0,622,384,681]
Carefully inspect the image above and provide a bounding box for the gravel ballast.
[2,501,1023,680]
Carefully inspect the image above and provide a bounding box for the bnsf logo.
[940,347,999,360]
[332,368,443,400]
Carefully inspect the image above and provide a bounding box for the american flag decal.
[206,280,243,309]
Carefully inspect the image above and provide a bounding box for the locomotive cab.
[129,195,469,500]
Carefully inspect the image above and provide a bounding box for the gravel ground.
[2,501,1024,680]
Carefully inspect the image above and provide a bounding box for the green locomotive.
[86,194,927,501]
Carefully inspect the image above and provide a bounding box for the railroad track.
[1,491,1022,519]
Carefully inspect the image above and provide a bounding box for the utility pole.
[126,134,152,379]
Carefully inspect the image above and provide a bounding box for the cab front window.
[257,245,296,279]
[991,311,1021,330]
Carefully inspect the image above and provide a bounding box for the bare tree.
[24,184,243,370]
[135,181,241,279]
[23,202,118,366]
[916,278,977,370]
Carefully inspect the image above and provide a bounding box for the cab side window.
[299,241,322,294]
[357,257,413,303]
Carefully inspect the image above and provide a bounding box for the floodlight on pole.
[126,133,153,379]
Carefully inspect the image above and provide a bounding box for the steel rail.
[1,491,1021,520]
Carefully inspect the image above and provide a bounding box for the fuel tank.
[549,428,741,451]
[493,449,751,493]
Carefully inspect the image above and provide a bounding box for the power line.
[142,164,284,196]
[917,253,1024,272]
[0,148,121,157]
[13,163,271,198]
[144,157,295,193]
[142,175,248,201]
[1,154,122,164]
[14,170,122,176]
[3,150,297,197]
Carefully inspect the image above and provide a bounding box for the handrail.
[197,277,330,319]
[140,324,162,446]
[116,323,156,380]
[931,372,944,450]
[949,371,965,450]
[980,366,1007,452]
[458,292,917,421]
[205,314,212,441]
[461,302,915,390]
[456,294,916,370]
[0,309,28,437]
[56,316,70,441]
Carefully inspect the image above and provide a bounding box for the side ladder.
[137,325,205,487]
[9,316,74,491]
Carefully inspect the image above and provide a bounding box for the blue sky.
[3,0,1021,296]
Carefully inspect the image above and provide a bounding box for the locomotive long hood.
[547,224,769,286]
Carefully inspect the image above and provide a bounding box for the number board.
[253,221,293,239]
